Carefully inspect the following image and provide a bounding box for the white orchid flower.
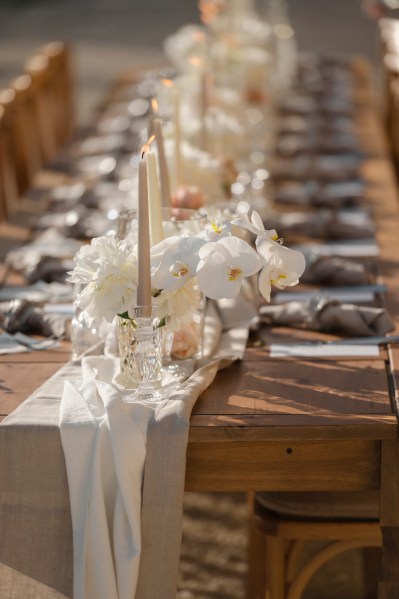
[198,216,232,242]
[151,234,205,291]
[196,236,261,300]
[256,237,306,301]
[68,235,138,323]
[231,201,279,242]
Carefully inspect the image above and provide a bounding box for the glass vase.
[160,287,206,381]
[117,306,163,399]
[117,206,207,246]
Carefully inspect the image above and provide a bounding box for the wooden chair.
[38,41,74,149]
[0,75,42,196]
[25,53,58,165]
[387,77,399,180]
[378,20,399,135]
[248,491,382,599]
[0,100,19,220]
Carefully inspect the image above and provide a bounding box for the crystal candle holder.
[117,306,163,399]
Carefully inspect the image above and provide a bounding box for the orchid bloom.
[196,235,261,299]
[198,215,231,241]
[231,201,306,301]
[256,237,306,301]
[231,201,279,243]
[151,234,205,291]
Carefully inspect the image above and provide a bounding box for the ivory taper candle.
[200,71,208,151]
[153,117,171,207]
[173,88,183,189]
[137,158,152,307]
[145,149,164,246]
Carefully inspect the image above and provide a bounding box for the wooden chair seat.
[248,492,381,599]
[256,491,380,521]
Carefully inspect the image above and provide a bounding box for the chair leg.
[362,546,381,599]
[247,493,267,599]
[266,536,286,599]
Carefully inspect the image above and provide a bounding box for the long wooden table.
[1,62,399,598]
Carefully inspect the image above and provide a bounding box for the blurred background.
[0,0,379,124]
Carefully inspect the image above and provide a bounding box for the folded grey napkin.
[300,254,373,286]
[0,299,68,338]
[25,256,74,284]
[274,180,364,208]
[6,229,81,272]
[265,211,374,241]
[260,296,394,337]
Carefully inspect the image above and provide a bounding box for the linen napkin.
[274,180,364,208]
[60,299,250,599]
[300,254,373,286]
[259,296,394,337]
[0,299,68,338]
[5,228,81,272]
[24,256,74,284]
[264,210,374,240]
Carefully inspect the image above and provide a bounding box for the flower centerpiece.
[68,200,305,367]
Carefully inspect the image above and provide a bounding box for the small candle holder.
[117,306,163,400]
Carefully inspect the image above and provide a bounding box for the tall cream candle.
[153,118,171,207]
[145,149,164,246]
[137,159,152,307]
[200,71,208,152]
[173,88,183,189]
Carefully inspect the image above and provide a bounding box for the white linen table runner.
[0,301,249,599]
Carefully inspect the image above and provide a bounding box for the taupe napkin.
[300,255,373,286]
[260,296,394,337]
[274,180,364,208]
[5,229,81,272]
[0,299,68,338]
[265,211,374,240]
[24,256,74,284]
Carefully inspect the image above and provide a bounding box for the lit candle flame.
[141,135,156,158]
[198,0,226,24]
[161,78,174,89]
[151,98,159,113]
[189,55,203,68]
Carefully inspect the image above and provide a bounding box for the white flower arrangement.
[68,201,305,330]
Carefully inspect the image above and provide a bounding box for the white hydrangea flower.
[68,235,138,323]
[154,278,202,331]
[196,236,261,300]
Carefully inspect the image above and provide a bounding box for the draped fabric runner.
[0,301,251,599]
[63,301,250,599]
